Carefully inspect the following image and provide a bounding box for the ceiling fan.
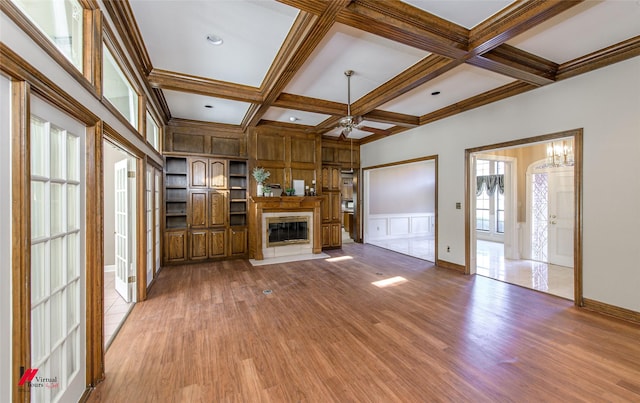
[338,70,362,140]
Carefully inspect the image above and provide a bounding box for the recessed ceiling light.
[431,91,441,96]
[289,116,299,122]
[204,104,213,109]
[206,34,223,46]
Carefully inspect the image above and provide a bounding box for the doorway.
[364,157,437,262]
[467,131,582,303]
[103,140,137,348]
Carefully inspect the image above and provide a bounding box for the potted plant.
[285,187,295,196]
[262,184,272,197]
[252,167,270,196]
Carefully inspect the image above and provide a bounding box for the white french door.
[548,168,574,267]
[154,169,161,275]
[30,97,85,403]
[530,166,574,267]
[146,166,153,287]
[114,159,131,302]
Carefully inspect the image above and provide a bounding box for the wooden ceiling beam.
[363,110,420,128]
[336,0,468,58]
[468,44,558,86]
[419,81,536,125]
[351,55,461,117]
[148,69,263,103]
[556,36,640,81]
[245,0,352,128]
[469,0,584,56]
[358,126,392,136]
[273,93,345,116]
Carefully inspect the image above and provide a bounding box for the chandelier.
[538,139,574,168]
[338,70,362,140]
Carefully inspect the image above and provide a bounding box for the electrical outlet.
[447,246,450,252]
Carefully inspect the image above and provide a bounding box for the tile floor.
[367,235,435,262]
[104,271,134,349]
[476,240,574,300]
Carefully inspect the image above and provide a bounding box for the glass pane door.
[29,103,85,403]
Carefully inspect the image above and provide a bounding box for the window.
[103,44,139,128]
[476,159,505,235]
[11,0,84,71]
[476,160,490,231]
[146,111,159,151]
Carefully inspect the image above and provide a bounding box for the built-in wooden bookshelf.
[163,155,248,264]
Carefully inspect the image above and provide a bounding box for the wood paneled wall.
[249,126,322,196]
[321,137,360,170]
[165,119,246,157]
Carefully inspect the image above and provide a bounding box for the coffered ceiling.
[109,0,640,143]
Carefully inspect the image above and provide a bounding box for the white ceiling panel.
[507,0,640,64]
[129,0,298,87]
[379,64,516,116]
[262,107,331,126]
[163,90,252,125]
[283,23,429,104]
[401,0,516,29]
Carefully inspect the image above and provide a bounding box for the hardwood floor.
[88,243,640,402]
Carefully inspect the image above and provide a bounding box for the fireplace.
[266,216,310,247]
[261,211,315,258]
[250,196,322,260]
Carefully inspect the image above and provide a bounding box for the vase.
[257,183,263,197]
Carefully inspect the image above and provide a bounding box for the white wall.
[369,160,435,214]
[362,57,640,312]
[0,73,12,403]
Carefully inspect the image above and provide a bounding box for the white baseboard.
[104,264,116,273]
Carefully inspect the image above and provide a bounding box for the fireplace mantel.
[249,196,323,260]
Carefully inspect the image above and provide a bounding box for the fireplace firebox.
[266,216,310,247]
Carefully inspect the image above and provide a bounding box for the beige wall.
[369,160,435,215]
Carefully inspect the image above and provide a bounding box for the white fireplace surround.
[262,212,314,258]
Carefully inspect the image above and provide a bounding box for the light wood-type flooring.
[88,243,640,402]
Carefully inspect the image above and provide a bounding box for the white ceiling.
[400,0,514,29]
[379,64,516,116]
[283,22,429,103]
[130,0,299,87]
[127,0,640,140]
[507,1,640,64]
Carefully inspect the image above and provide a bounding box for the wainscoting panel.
[367,214,434,241]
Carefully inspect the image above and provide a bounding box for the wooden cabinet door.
[321,195,330,223]
[321,166,330,190]
[189,158,208,188]
[188,191,208,228]
[189,230,208,260]
[341,177,353,200]
[209,159,227,188]
[331,223,342,247]
[330,192,341,221]
[165,230,187,262]
[230,228,247,256]
[330,167,341,191]
[321,224,331,248]
[209,229,227,258]
[209,191,227,226]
